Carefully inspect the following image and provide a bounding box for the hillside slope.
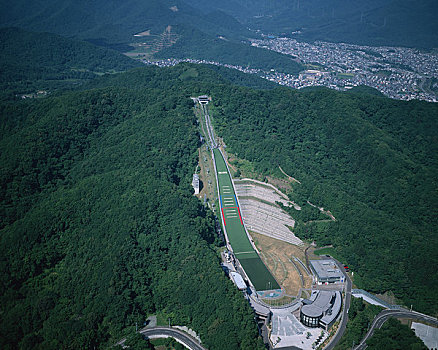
[0,0,250,42]
[278,0,438,48]
[0,27,142,99]
[185,0,438,48]
[0,0,305,74]
[0,65,267,349]
[79,68,438,309]
[207,85,438,314]
[155,25,303,74]
[1,34,437,350]
[38,63,438,314]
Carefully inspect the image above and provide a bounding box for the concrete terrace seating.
[235,182,292,207]
[239,198,303,246]
[240,199,295,224]
[234,180,303,246]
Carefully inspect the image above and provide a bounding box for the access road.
[323,258,352,350]
[140,326,207,350]
[354,310,438,350]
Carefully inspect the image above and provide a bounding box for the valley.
[251,36,438,102]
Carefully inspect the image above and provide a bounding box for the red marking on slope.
[221,207,226,226]
[237,208,244,225]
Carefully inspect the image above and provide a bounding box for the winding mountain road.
[139,327,207,350]
[354,310,438,350]
[324,258,352,350]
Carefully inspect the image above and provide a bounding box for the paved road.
[324,258,352,350]
[354,310,438,350]
[139,326,207,350]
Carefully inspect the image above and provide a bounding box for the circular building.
[300,290,342,330]
[300,304,323,327]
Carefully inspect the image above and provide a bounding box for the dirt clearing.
[251,231,312,296]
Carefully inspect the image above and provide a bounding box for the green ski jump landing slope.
[213,148,279,291]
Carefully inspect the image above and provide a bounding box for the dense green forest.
[0,27,142,99]
[334,297,382,350]
[366,318,427,349]
[0,65,268,349]
[337,298,427,349]
[155,25,303,74]
[0,27,276,102]
[0,0,305,76]
[249,0,438,48]
[184,0,438,49]
[207,84,438,315]
[201,64,278,90]
[1,24,437,347]
[0,0,251,43]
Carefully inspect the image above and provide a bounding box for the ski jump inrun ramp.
[213,148,279,291]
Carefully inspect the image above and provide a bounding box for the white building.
[192,174,200,194]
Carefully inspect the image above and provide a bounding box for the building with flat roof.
[197,95,210,104]
[192,174,199,194]
[300,290,342,330]
[310,259,345,284]
[230,271,247,290]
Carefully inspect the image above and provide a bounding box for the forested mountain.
[2,60,437,349]
[154,25,302,74]
[182,0,292,19]
[366,318,427,349]
[0,27,278,100]
[255,0,438,48]
[0,27,143,100]
[185,0,438,48]
[1,22,437,348]
[208,85,438,315]
[0,0,249,42]
[0,64,268,349]
[0,0,304,74]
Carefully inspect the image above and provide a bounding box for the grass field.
[213,148,279,290]
[239,256,279,290]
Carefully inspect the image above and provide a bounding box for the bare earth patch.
[266,175,293,193]
[251,231,312,296]
[278,165,301,184]
[197,146,217,203]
